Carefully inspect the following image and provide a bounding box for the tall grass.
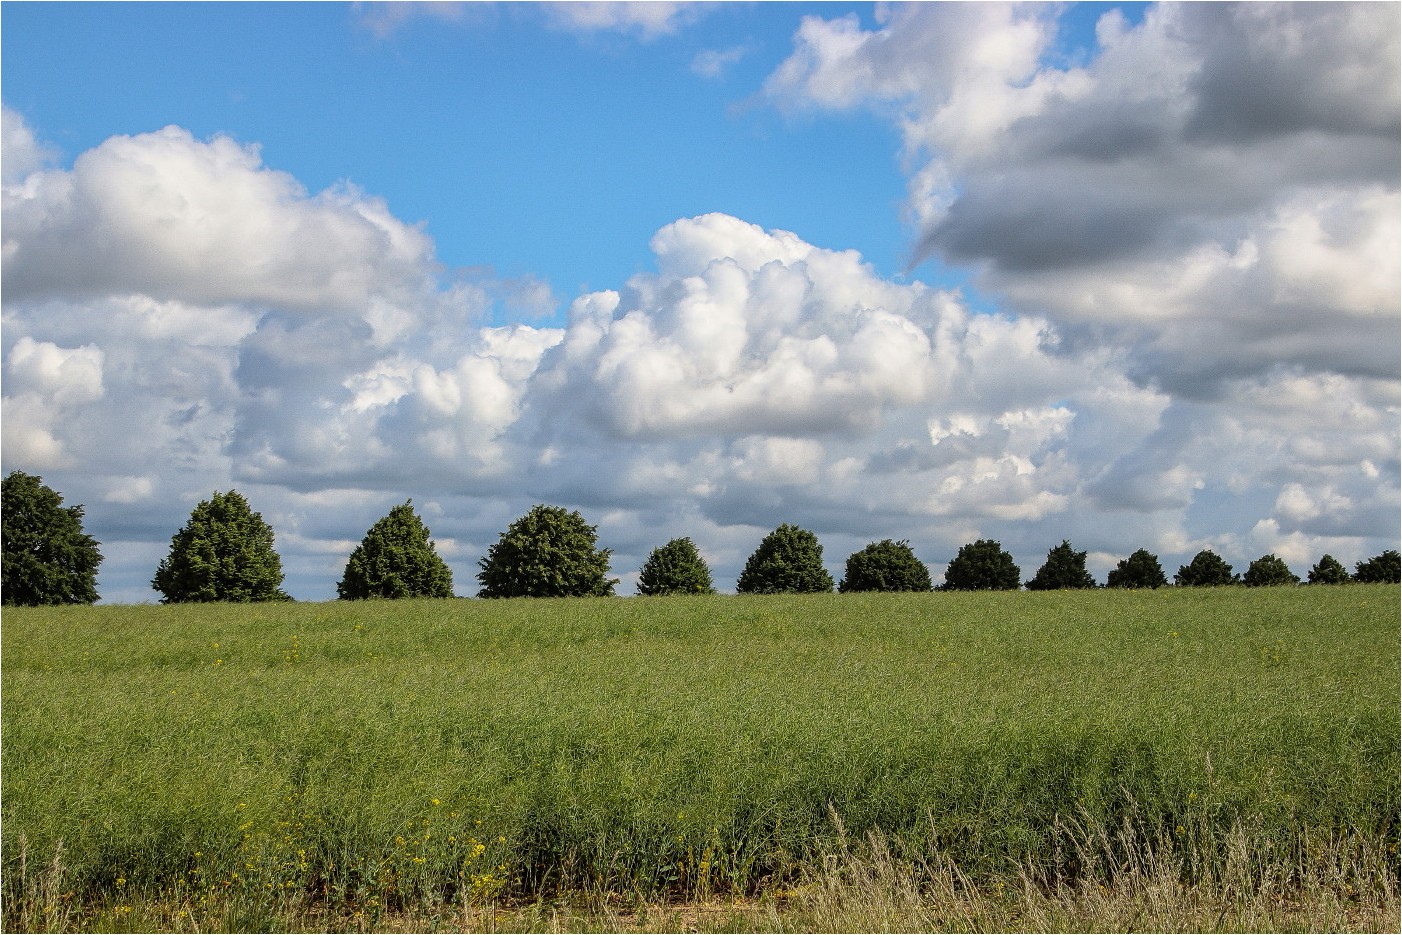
[3,586,1397,931]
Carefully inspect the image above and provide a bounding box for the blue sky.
[2,2,1396,601]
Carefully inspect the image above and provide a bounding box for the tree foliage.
[1242,553,1300,587]
[152,490,289,603]
[1306,554,1350,585]
[1,471,103,606]
[1353,550,1401,584]
[1174,550,1237,587]
[1105,549,1167,589]
[637,537,715,596]
[941,539,1021,591]
[477,504,616,598]
[337,501,454,600]
[839,539,931,593]
[1025,540,1097,590]
[736,523,835,594]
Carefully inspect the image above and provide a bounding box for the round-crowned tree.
[152,490,289,603]
[839,539,931,592]
[637,537,715,596]
[1025,540,1097,590]
[338,501,454,599]
[1174,550,1237,587]
[1105,549,1168,589]
[1307,554,1350,585]
[2,471,103,606]
[1243,553,1300,587]
[736,524,834,594]
[477,504,617,598]
[1353,550,1401,583]
[941,539,1020,591]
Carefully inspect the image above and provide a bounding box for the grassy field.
[3,586,1398,932]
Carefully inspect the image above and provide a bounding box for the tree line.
[3,471,1399,606]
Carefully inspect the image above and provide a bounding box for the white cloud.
[540,2,707,40]
[2,125,437,314]
[354,2,472,39]
[2,105,56,184]
[764,2,1401,393]
[1,103,1395,602]
[5,337,104,405]
[691,45,748,79]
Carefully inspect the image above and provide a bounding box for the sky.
[2,1,1398,602]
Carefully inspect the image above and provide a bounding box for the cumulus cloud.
[2,125,437,312]
[765,2,1401,393]
[2,88,1396,601]
[2,106,55,184]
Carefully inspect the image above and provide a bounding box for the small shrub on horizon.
[1307,554,1351,585]
[839,539,932,592]
[1174,549,1238,587]
[637,537,716,595]
[477,504,617,598]
[152,490,290,603]
[1353,549,1401,584]
[1243,553,1300,587]
[941,539,1020,591]
[1026,540,1097,590]
[337,501,454,600]
[736,523,835,594]
[1105,549,1167,589]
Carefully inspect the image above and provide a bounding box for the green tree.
[1353,550,1401,584]
[839,539,932,593]
[1,471,103,606]
[477,504,617,598]
[736,523,834,594]
[338,501,454,600]
[941,539,1021,591]
[1243,553,1300,587]
[637,537,715,595]
[152,490,289,603]
[1105,549,1168,589]
[1025,540,1097,590]
[1174,550,1237,587]
[1306,553,1350,585]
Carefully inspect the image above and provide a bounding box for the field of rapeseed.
[2,585,1397,931]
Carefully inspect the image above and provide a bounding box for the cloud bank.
[2,4,1397,601]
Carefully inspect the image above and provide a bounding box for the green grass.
[3,586,1398,931]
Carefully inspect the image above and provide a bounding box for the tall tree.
[1174,550,1237,587]
[338,501,454,599]
[637,537,715,596]
[152,490,289,603]
[1105,549,1168,589]
[1306,554,1350,585]
[941,539,1020,591]
[839,539,931,592]
[1025,540,1097,590]
[477,505,616,598]
[736,524,834,594]
[1,471,103,606]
